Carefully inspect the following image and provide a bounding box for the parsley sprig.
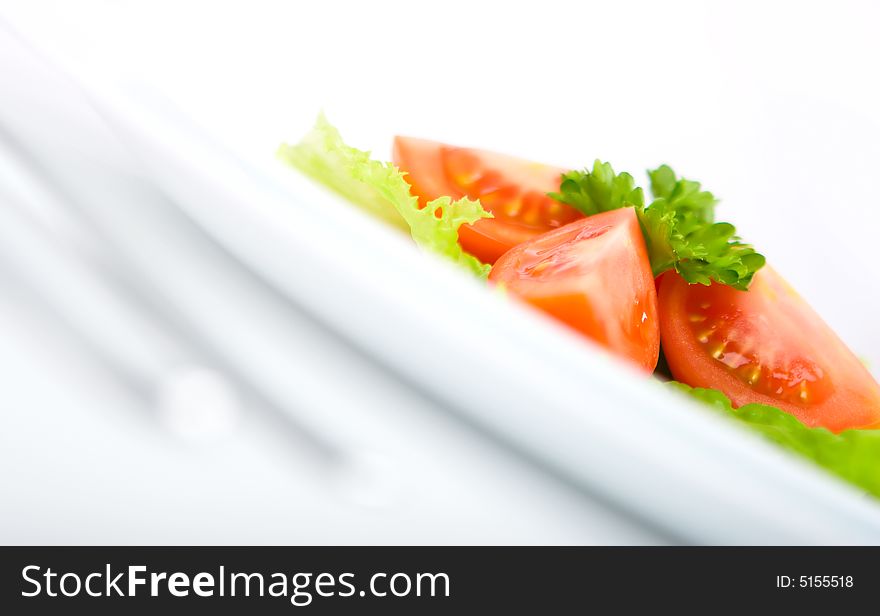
[550,161,764,290]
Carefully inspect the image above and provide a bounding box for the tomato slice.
[489,207,660,371]
[659,268,880,432]
[393,137,583,264]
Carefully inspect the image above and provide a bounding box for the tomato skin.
[659,269,880,432]
[457,218,546,264]
[393,136,583,264]
[489,208,660,372]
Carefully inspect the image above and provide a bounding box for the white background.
[2,0,879,544]
[5,0,878,366]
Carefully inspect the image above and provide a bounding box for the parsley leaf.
[648,164,716,223]
[550,161,765,290]
[551,160,644,215]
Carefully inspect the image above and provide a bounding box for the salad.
[279,116,880,498]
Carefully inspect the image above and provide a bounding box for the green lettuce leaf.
[278,115,492,278]
[550,161,765,290]
[671,382,880,498]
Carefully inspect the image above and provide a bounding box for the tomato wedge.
[659,268,880,432]
[393,137,583,264]
[489,207,660,371]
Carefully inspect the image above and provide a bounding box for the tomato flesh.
[489,208,660,372]
[659,268,880,432]
[393,137,582,264]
